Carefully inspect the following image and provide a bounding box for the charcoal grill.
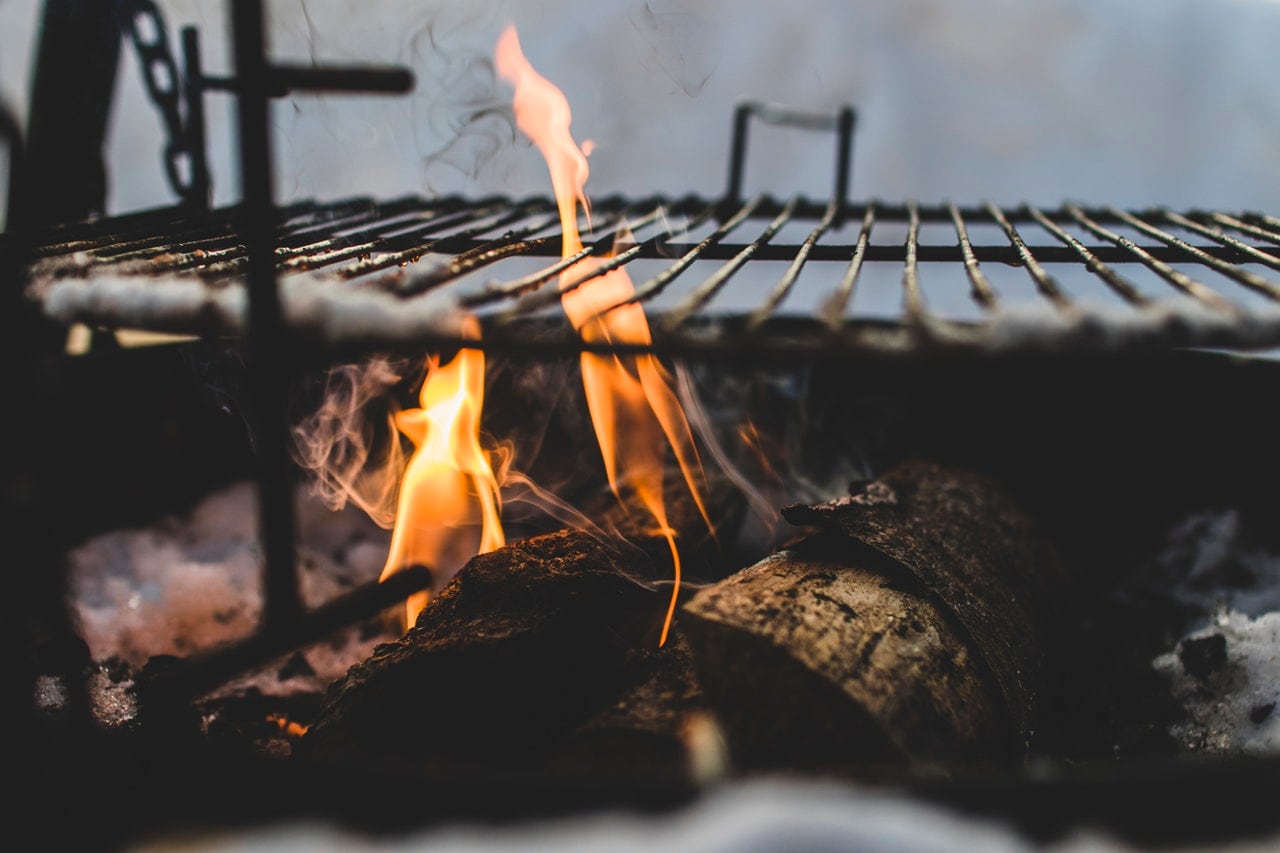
[6,3,1280,850]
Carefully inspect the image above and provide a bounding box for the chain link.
[118,0,197,204]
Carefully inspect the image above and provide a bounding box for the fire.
[496,25,711,646]
[379,316,505,627]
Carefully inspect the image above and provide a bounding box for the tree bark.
[680,460,1066,772]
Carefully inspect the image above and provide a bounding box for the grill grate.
[19,192,1280,359]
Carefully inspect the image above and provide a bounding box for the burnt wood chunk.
[682,460,1064,770]
[557,632,707,775]
[300,530,670,763]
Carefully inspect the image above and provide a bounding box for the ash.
[66,481,395,699]
[1149,510,1280,755]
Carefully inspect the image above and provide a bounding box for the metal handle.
[725,101,857,212]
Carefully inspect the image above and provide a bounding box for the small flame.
[497,25,711,646]
[379,316,506,627]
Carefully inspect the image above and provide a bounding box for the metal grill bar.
[1164,210,1280,274]
[749,199,839,327]
[948,203,998,311]
[615,197,761,309]
[902,199,926,322]
[664,197,799,330]
[987,201,1071,312]
[821,203,875,328]
[1026,205,1148,307]
[1207,212,1280,246]
[1250,211,1280,234]
[1108,206,1280,301]
[1065,203,1237,314]
[496,202,695,318]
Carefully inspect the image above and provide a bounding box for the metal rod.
[399,210,565,295]
[1247,211,1280,234]
[1163,210,1280,274]
[626,197,760,308]
[903,199,926,321]
[1114,207,1280,300]
[270,64,414,95]
[1208,212,1280,246]
[1026,206,1148,306]
[140,566,432,703]
[337,203,545,279]
[749,198,839,327]
[663,197,798,329]
[821,203,876,328]
[986,201,1072,312]
[504,203,708,319]
[282,203,505,274]
[947,202,998,310]
[180,27,212,210]
[1065,204,1237,314]
[231,0,301,630]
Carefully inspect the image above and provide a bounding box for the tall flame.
[496,25,711,646]
[379,316,505,627]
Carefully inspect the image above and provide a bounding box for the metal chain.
[117,0,196,204]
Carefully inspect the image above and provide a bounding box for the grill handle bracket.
[724,101,856,224]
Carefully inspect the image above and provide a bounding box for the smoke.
[291,356,407,528]
[408,1,520,193]
[627,1,721,97]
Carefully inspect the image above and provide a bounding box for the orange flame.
[496,25,711,646]
[379,316,505,627]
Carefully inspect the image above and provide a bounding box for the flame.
[496,25,711,646]
[379,316,505,627]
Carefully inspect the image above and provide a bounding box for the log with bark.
[300,476,735,768]
[679,459,1067,772]
[300,530,674,764]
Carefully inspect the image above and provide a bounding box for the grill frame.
[20,193,1280,363]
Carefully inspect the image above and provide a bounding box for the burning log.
[555,632,712,776]
[300,528,686,765]
[679,460,1066,772]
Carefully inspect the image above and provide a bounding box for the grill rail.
[19,193,1280,359]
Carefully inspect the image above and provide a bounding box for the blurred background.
[2,0,1279,219]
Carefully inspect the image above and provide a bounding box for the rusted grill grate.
[19,192,1280,359]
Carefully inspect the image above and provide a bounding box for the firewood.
[299,529,674,764]
[554,631,708,776]
[680,460,1065,772]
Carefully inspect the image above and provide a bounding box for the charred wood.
[300,529,679,765]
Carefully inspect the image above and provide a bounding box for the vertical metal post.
[24,0,122,227]
[833,106,856,227]
[181,26,212,210]
[230,0,301,630]
[725,104,752,207]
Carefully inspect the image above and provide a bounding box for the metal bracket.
[177,23,414,210]
[724,102,856,222]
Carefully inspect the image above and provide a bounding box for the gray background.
[3,0,1280,219]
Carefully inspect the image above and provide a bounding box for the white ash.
[1149,509,1280,755]
[985,299,1280,355]
[67,480,395,698]
[33,271,469,349]
[35,665,139,729]
[1153,611,1280,754]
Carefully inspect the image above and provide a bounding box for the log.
[298,450,747,766]
[299,529,674,764]
[554,632,712,778]
[680,460,1066,772]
